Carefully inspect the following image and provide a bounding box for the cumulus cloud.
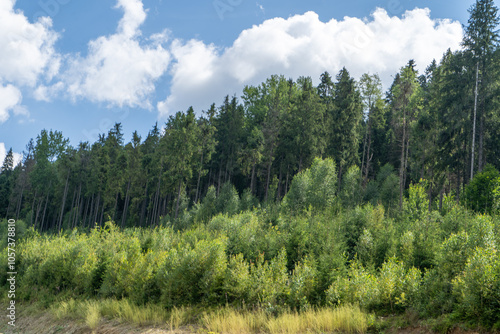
[0,142,23,169]
[158,8,463,117]
[0,84,22,123]
[0,0,59,123]
[62,0,171,108]
[0,0,59,86]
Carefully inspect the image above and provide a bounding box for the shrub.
[248,248,289,310]
[283,157,337,214]
[452,247,500,325]
[463,164,500,214]
[157,237,228,307]
[341,165,363,208]
[327,259,378,309]
[289,255,318,309]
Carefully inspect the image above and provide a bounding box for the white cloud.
[0,1,59,86]
[0,142,23,169]
[158,8,463,117]
[0,0,59,123]
[0,84,22,123]
[62,0,171,108]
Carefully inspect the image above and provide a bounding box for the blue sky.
[0,0,494,165]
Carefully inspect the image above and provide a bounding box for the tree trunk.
[403,137,410,191]
[40,189,50,232]
[217,163,222,195]
[140,182,148,227]
[265,150,274,202]
[277,165,283,202]
[15,186,24,221]
[83,195,90,228]
[195,151,204,204]
[152,175,161,227]
[30,190,37,227]
[112,191,119,222]
[478,107,484,172]
[93,193,100,227]
[69,188,76,227]
[58,173,70,232]
[285,165,290,196]
[175,180,182,219]
[250,162,256,195]
[88,194,94,228]
[361,121,368,181]
[471,61,479,180]
[364,120,373,184]
[75,184,82,228]
[399,111,406,210]
[121,179,131,228]
[34,198,42,230]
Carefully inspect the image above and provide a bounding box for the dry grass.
[52,299,371,333]
[85,300,101,330]
[51,298,190,329]
[202,308,268,333]
[203,304,370,334]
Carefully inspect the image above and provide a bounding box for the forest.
[0,0,500,332]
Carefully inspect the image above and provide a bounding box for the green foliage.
[327,259,378,309]
[463,164,500,213]
[289,255,318,310]
[452,247,500,325]
[341,165,363,208]
[249,248,289,310]
[282,157,337,214]
[404,180,430,222]
[327,257,421,313]
[216,182,240,216]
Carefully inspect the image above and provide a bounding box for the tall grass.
[85,301,101,330]
[51,298,191,329]
[203,304,370,334]
[51,299,370,333]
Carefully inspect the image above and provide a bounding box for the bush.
[341,165,363,208]
[327,259,378,309]
[248,248,289,310]
[283,157,337,214]
[157,237,228,307]
[289,255,318,309]
[463,164,500,214]
[452,247,500,325]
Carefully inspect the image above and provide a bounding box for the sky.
[0,0,494,167]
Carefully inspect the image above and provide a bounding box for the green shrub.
[248,248,289,310]
[341,165,363,208]
[282,157,337,214]
[452,247,500,325]
[463,164,500,214]
[404,180,430,222]
[224,254,252,304]
[216,183,240,216]
[157,237,228,307]
[289,255,318,309]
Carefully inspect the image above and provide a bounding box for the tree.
[389,61,422,208]
[463,0,500,176]
[1,148,14,173]
[359,74,384,183]
[161,107,201,219]
[328,67,363,185]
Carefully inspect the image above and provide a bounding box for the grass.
[203,304,371,334]
[51,298,189,329]
[50,298,372,333]
[85,301,101,330]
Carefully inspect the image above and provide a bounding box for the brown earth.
[0,312,198,334]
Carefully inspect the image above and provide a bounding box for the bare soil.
[0,312,198,334]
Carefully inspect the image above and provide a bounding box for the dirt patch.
[0,312,198,334]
